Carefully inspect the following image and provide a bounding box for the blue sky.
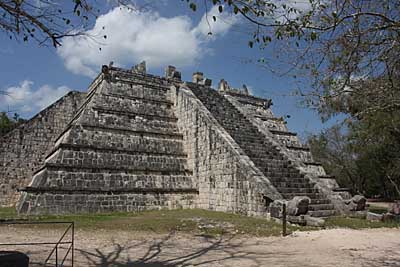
[0,1,339,139]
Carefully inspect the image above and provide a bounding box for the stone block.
[287,196,310,216]
[389,201,400,215]
[269,200,286,218]
[366,212,383,221]
[304,215,325,227]
[345,195,366,211]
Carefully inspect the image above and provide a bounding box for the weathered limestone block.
[218,79,229,91]
[0,91,86,207]
[192,72,204,83]
[165,65,181,80]
[382,212,396,222]
[304,215,325,227]
[345,195,366,211]
[287,196,310,216]
[132,61,146,74]
[389,201,400,215]
[18,192,197,215]
[367,212,383,221]
[269,200,286,218]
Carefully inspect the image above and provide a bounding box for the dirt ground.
[1,226,399,267]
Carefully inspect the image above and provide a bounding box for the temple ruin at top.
[0,62,359,218]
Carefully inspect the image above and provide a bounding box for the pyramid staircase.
[18,70,197,214]
[188,84,336,217]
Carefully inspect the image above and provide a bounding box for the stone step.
[310,199,331,205]
[224,128,260,137]
[252,160,290,168]
[88,111,179,133]
[103,93,174,106]
[105,86,171,104]
[80,124,183,140]
[96,95,174,118]
[247,152,285,161]
[35,163,193,176]
[246,152,284,160]
[282,193,326,199]
[286,145,311,151]
[319,175,336,179]
[189,84,335,218]
[47,149,188,172]
[39,169,195,191]
[93,107,178,122]
[269,130,297,136]
[267,175,306,182]
[112,74,170,91]
[254,161,292,169]
[303,161,323,166]
[308,204,335,211]
[251,157,290,164]
[265,173,305,181]
[230,136,271,145]
[273,182,315,188]
[239,143,278,152]
[276,187,318,194]
[308,209,336,218]
[62,129,185,156]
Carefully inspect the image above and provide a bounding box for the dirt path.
[1,226,399,267]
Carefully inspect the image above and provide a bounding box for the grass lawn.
[325,216,400,229]
[0,208,296,237]
[1,207,398,237]
[367,204,390,214]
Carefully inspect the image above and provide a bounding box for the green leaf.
[189,3,196,12]
[233,6,239,14]
[311,31,317,41]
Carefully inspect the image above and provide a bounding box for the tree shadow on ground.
[76,232,289,267]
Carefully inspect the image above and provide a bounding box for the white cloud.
[193,5,239,38]
[0,81,71,116]
[57,5,238,77]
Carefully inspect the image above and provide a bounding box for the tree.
[187,0,400,118]
[307,110,400,199]
[0,0,138,47]
[193,0,400,197]
[307,125,363,194]
[0,112,25,136]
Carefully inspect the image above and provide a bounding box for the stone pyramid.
[11,63,354,217]
[18,65,197,214]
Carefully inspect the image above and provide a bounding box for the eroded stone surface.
[0,66,344,217]
[0,91,86,207]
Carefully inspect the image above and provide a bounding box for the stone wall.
[172,85,282,216]
[17,69,198,215]
[19,191,195,215]
[0,91,86,207]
